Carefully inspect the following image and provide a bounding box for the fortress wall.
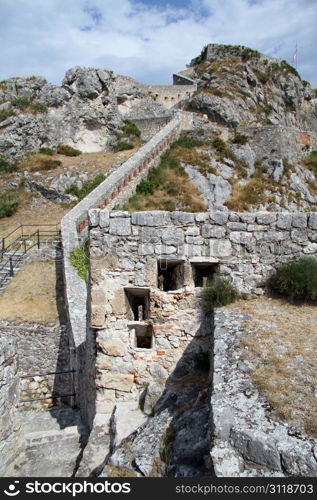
[87,208,317,429]
[146,84,197,109]
[238,125,317,164]
[131,116,171,140]
[0,336,24,475]
[61,112,192,426]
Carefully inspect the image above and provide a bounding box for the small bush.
[201,277,239,312]
[66,174,105,200]
[0,155,18,173]
[39,147,54,156]
[172,135,203,149]
[12,96,30,109]
[57,145,81,156]
[232,133,248,146]
[69,242,89,281]
[269,257,317,301]
[212,137,226,152]
[0,192,19,217]
[304,150,317,174]
[31,103,48,113]
[122,120,141,138]
[113,141,134,152]
[257,71,271,85]
[263,104,274,116]
[136,180,155,195]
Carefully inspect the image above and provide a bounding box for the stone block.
[210,239,232,257]
[303,243,317,254]
[99,210,110,228]
[109,218,131,236]
[96,353,112,371]
[149,363,168,379]
[238,213,255,223]
[171,211,195,225]
[228,212,240,222]
[276,213,292,230]
[230,428,281,471]
[195,213,209,222]
[229,231,253,245]
[291,229,308,244]
[97,372,134,392]
[97,338,126,357]
[256,213,276,225]
[292,213,307,228]
[95,389,116,414]
[211,442,244,477]
[110,211,130,218]
[162,227,184,246]
[308,213,317,230]
[88,209,100,227]
[227,222,247,231]
[131,211,171,226]
[138,243,154,256]
[141,227,161,243]
[210,211,229,225]
[143,382,165,415]
[202,225,226,238]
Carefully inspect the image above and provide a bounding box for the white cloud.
[0,0,316,86]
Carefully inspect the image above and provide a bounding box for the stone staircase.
[13,408,89,477]
[0,252,26,293]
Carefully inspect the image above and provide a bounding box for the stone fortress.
[1,44,317,477]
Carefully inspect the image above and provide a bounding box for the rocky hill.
[0,67,169,158]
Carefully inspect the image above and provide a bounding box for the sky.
[0,0,316,87]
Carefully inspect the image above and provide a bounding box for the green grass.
[39,147,54,156]
[232,133,248,146]
[69,242,89,281]
[0,107,14,122]
[12,97,30,109]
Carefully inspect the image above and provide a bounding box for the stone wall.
[87,208,316,463]
[145,84,197,109]
[0,336,24,476]
[131,116,171,140]
[61,112,193,427]
[238,125,317,164]
[211,308,317,477]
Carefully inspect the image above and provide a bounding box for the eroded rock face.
[0,66,169,157]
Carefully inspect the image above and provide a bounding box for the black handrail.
[19,393,76,403]
[20,369,76,379]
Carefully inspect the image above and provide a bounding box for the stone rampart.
[145,83,197,109]
[61,112,193,426]
[0,336,24,475]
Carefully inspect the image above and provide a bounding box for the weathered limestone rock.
[97,373,134,392]
[97,339,126,357]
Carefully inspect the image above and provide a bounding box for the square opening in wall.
[157,258,184,291]
[191,262,218,287]
[125,287,150,321]
[129,323,153,349]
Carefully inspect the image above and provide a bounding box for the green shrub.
[57,145,81,156]
[136,180,155,195]
[172,135,203,149]
[39,147,54,156]
[232,133,248,146]
[113,141,134,152]
[69,242,89,281]
[263,104,274,116]
[257,71,271,85]
[0,192,19,217]
[0,155,18,172]
[122,120,141,138]
[304,151,317,174]
[212,137,226,152]
[201,277,239,312]
[31,103,48,113]
[66,174,105,200]
[269,257,317,301]
[280,60,300,78]
[12,97,30,109]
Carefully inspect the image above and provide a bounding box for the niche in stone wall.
[132,323,154,349]
[125,287,150,321]
[191,261,218,287]
[157,258,184,291]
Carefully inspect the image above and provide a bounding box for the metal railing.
[0,224,61,289]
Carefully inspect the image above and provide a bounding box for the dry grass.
[0,149,137,240]
[172,145,216,176]
[230,297,317,437]
[0,261,59,323]
[226,177,275,211]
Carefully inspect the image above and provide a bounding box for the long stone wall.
[61,112,193,426]
[0,336,24,475]
[145,83,197,109]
